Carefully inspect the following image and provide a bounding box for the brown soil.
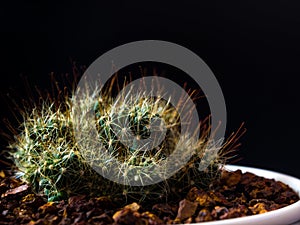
[0,168,299,225]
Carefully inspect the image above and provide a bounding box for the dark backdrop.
[1,1,299,178]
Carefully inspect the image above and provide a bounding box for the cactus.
[6,75,244,204]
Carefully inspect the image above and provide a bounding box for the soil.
[0,168,299,225]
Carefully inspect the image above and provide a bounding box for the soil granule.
[0,168,299,224]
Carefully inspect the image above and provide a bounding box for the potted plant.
[1,68,300,225]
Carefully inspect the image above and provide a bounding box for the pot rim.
[188,164,300,225]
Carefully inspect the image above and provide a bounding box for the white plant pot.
[190,165,300,225]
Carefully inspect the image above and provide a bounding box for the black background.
[0,1,299,177]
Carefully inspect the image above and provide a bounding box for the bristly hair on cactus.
[2,68,246,205]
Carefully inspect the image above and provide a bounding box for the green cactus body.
[8,78,243,204]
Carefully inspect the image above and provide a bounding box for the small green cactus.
[6,75,244,204]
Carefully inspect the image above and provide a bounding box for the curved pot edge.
[188,165,300,225]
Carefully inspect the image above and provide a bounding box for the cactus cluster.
[7,75,243,204]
